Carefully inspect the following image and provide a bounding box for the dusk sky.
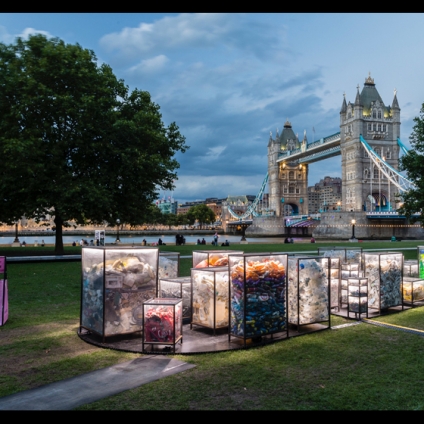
[1,13,423,204]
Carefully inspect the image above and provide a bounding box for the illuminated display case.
[287,256,330,327]
[347,277,368,319]
[228,253,288,344]
[418,246,424,278]
[192,250,243,268]
[158,276,192,322]
[341,263,361,307]
[363,252,403,313]
[159,252,180,280]
[319,254,341,310]
[80,246,159,338]
[191,267,229,334]
[142,298,182,353]
[0,256,8,326]
[404,260,419,278]
[402,276,424,306]
[317,247,363,266]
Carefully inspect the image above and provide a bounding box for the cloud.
[100,13,286,61]
[128,54,170,75]
[19,27,53,39]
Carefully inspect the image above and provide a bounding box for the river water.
[0,234,299,245]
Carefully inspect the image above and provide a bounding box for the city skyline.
[1,13,423,203]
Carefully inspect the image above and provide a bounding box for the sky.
[1,13,423,204]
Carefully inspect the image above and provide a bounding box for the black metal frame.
[227,253,289,347]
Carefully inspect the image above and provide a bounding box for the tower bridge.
[222,74,424,240]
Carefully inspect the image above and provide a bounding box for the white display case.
[404,260,419,278]
[287,256,330,327]
[158,276,191,322]
[191,267,229,333]
[318,247,363,266]
[363,252,403,313]
[228,253,288,343]
[341,263,361,306]
[80,246,159,338]
[319,254,341,310]
[158,252,180,280]
[192,250,243,268]
[142,298,183,353]
[347,277,368,319]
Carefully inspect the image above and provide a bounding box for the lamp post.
[350,219,356,242]
[116,219,121,243]
[13,221,20,243]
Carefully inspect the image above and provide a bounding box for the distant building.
[156,198,178,214]
[308,176,342,214]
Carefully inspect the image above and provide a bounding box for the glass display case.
[404,260,419,278]
[341,263,361,307]
[158,276,192,322]
[319,254,341,310]
[80,246,159,338]
[159,252,180,280]
[0,256,8,326]
[287,256,330,327]
[317,247,363,266]
[402,276,424,306]
[191,267,229,333]
[417,247,424,278]
[192,250,243,268]
[228,253,288,344]
[142,298,183,353]
[347,277,368,319]
[363,252,403,313]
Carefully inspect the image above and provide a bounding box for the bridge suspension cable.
[359,135,415,193]
[397,137,410,156]
[227,173,269,220]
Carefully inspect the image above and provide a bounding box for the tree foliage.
[0,35,188,253]
[186,204,216,229]
[398,103,424,224]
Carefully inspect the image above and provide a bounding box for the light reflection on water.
[0,234,300,245]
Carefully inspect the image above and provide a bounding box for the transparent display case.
[402,276,424,306]
[319,254,341,310]
[404,260,419,278]
[192,250,243,268]
[228,253,288,343]
[159,252,180,280]
[341,263,361,306]
[363,252,403,313]
[80,246,159,338]
[287,256,330,327]
[347,277,368,319]
[0,256,8,326]
[318,247,363,266]
[142,298,182,353]
[191,267,229,333]
[158,276,192,322]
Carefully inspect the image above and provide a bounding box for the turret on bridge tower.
[340,74,401,212]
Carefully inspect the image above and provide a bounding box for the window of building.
[289,171,294,179]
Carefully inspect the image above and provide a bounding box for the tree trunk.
[54,213,64,255]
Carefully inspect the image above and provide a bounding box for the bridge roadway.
[277,132,341,164]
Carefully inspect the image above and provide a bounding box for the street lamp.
[116,219,121,243]
[13,221,20,243]
[350,219,356,241]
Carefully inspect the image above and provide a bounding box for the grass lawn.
[1,241,424,409]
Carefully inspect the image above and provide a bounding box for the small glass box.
[347,277,368,318]
[192,250,243,268]
[191,267,229,333]
[80,246,159,338]
[228,253,288,343]
[341,263,361,306]
[402,276,424,305]
[159,252,180,280]
[142,298,183,353]
[158,276,192,322]
[318,247,363,266]
[404,260,419,278]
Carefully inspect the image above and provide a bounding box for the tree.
[0,35,188,253]
[186,204,216,229]
[398,103,424,224]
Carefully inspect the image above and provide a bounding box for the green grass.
[1,242,424,409]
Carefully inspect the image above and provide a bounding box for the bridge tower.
[268,121,309,216]
[340,74,400,212]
